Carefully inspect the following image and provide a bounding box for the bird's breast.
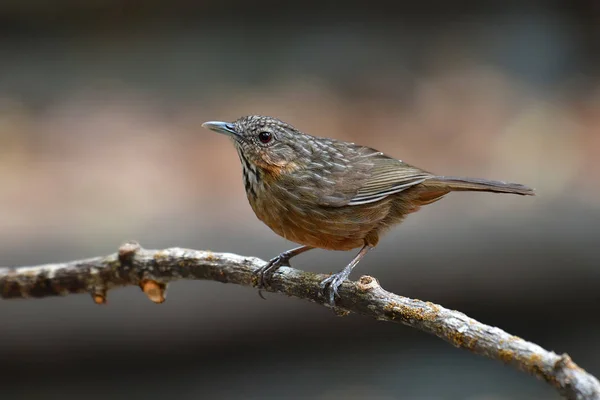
[245,174,392,251]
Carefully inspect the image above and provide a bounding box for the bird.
[202,115,534,306]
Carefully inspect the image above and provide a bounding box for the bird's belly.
[249,191,390,251]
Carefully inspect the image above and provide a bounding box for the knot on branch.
[91,287,108,305]
[555,354,578,371]
[118,241,141,266]
[357,275,380,292]
[140,279,167,304]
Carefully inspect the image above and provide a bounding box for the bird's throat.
[237,150,262,200]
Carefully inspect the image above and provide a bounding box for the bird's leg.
[255,245,314,288]
[319,245,373,307]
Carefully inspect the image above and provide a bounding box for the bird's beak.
[201,121,240,139]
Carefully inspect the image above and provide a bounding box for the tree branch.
[1,242,598,399]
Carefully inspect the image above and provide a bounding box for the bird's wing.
[347,155,432,205]
[302,142,432,207]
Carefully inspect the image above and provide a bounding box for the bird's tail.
[426,176,535,196]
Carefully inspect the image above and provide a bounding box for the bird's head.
[202,115,307,175]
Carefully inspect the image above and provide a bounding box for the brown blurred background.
[1,1,599,399]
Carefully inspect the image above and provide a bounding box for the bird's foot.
[254,252,293,290]
[319,269,352,307]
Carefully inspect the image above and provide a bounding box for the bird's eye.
[258,131,272,144]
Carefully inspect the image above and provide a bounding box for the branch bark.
[1,242,598,399]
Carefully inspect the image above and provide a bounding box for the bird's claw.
[319,271,349,307]
[254,253,292,294]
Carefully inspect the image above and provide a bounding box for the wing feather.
[348,157,431,205]
[296,140,432,207]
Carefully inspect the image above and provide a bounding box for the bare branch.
[1,242,598,400]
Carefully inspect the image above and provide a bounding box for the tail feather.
[425,176,535,196]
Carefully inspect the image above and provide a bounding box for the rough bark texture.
[1,242,598,400]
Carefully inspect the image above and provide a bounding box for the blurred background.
[1,0,599,399]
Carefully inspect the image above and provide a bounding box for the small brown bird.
[202,115,534,305]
